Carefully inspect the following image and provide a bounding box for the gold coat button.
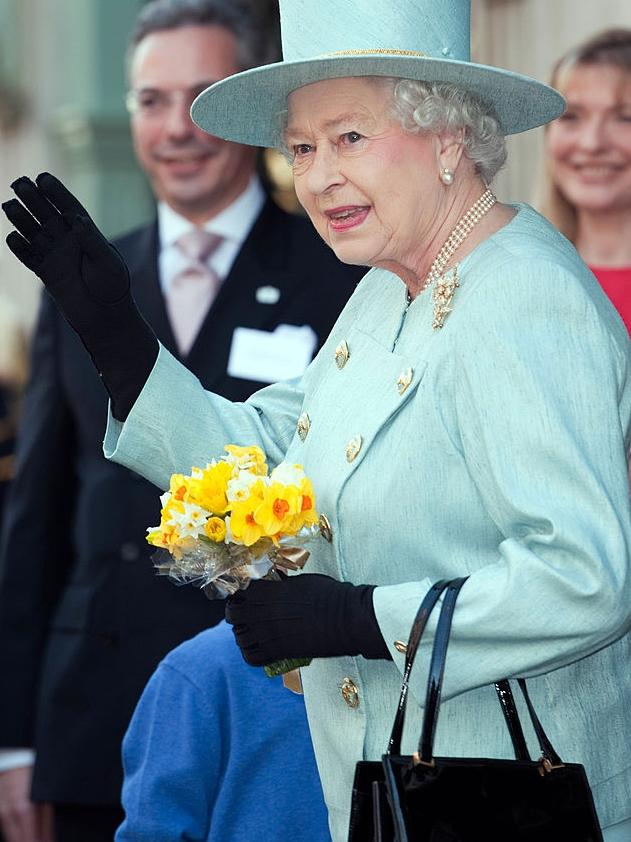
[396,367,414,395]
[335,340,350,369]
[345,435,363,463]
[297,412,310,441]
[318,513,333,543]
[394,640,408,654]
[340,677,360,708]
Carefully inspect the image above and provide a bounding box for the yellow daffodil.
[255,482,302,538]
[146,528,163,547]
[227,479,268,546]
[227,505,265,546]
[224,444,268,476]
[295,477,319,529]
[168,473,191,502]
[277,477,318,533]
[204,516,227,543]
[161,495,184,524]
[146,520,182,550]
[187,460,232,514]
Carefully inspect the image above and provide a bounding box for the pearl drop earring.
[440,167,454,185]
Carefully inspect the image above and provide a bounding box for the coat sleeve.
[0,294,77,746]
[104,343,306,490]
[373,259,631,702]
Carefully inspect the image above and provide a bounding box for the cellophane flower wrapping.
[147,445,319,676]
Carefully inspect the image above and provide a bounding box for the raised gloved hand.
[2,173,158,420]
[225,573,391,666]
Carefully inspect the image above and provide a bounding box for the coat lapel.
[126,222,180,358]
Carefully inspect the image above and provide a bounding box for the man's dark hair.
[128,0,278,74]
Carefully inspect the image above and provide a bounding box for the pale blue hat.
[191,0,565,147]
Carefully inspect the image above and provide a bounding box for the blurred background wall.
[0,0,630,332]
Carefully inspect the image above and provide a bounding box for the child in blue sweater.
[116,621,331,841]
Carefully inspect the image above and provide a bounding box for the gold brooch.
[432,266,460,330]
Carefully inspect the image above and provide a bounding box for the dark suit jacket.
[0,388,16,517]
[0,197,363,805]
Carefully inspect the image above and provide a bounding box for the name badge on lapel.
[228,324,317,383]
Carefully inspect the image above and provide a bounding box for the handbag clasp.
[538,756,565,777]
[412,752,435,768]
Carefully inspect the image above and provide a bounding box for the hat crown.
[191,0,564,146]
[279,0,471,64]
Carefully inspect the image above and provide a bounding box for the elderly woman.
[3,0,631,839]
[540,29,631,332]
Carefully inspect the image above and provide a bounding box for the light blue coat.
[105,206,631,840]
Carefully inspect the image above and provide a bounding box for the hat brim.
[191,54,565,147]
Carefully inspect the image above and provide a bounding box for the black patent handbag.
[348,580,451,842]
[348,578,604,842]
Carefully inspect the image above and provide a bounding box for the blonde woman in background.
[541,29,631,332]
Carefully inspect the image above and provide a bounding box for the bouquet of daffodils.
[146,445,319,676]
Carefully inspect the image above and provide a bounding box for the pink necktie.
[166,229,222,355]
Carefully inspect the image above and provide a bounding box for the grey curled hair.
[389,78,507,184]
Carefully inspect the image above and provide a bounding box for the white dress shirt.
[158,175,265,294]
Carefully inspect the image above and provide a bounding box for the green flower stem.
[263,657,312,677]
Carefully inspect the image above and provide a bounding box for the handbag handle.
[416,577,565,767]
[386,580,529,761]
[386,579,450,755]
[418,578,467,762]
[516,678,563,767]
[494,679,530,761]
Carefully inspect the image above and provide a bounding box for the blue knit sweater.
[116,621,331,841]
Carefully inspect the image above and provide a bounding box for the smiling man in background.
[0,1,360,839]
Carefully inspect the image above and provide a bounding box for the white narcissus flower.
[269,462,306,486]
[226,470,267,502]
[165,502,212,539]
[222,445,267,475]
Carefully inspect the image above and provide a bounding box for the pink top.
[590,266,631,334]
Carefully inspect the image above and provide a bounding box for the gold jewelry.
[432,266,460,329]
[323,48,427,57]
[421,188,496,328]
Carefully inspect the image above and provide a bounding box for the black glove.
[225,573,391,666]
[2,173,158,420]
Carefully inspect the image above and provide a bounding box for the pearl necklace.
[407,188,497,302]
[405,188,497,329]
[424,188,496,289]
